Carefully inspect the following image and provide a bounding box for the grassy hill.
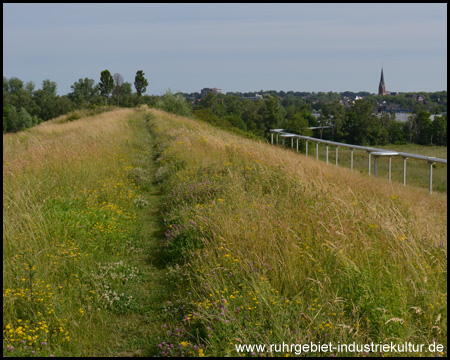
[3,108,447,357]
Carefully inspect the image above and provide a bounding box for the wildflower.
[8,346,14,351]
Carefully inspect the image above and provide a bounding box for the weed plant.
[148,109,447,357]
[3,108,166,356]
[278,141,447,193]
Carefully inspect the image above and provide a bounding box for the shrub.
[156,90,192,118]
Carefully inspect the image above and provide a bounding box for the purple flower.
[8,346,14,351]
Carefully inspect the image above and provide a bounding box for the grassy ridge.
[3,108,170,356]
[3,108,447,357]
[148,109,447,356]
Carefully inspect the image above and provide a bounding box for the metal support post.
[350,149,354,171]
[296,138,299,152]
[305,141,308,156]
[336,146,339,166]
[429,161,434,194]
[402,157,408,187]
[326,145,329,164]
[316,142,319,159]
[388,156,392,183]
[374,156,378,178]
[368,153,371,176]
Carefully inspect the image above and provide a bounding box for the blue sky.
[3,3,447,96]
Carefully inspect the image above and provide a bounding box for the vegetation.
[99,70,114,106]
[155,89,193,118]
[134,70,149,97]
[148,109,447,356]
[3,108,172,356]
[4,73,447,150]
[283,142,447,192]
[3,107,447,356]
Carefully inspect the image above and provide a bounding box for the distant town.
[4,69,447,147]
[181,68,446,123]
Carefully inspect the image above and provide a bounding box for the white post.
[296,138,299,152]
[368,153,371,176]
[402,157,408,187]
[271,132,273,145]
[374,156,378,178]
[350,149,354,171]
[335,146,339,166]
[388,156,392,183]
[316,142,319,159]
[326,145,329,164]
[429,161,434,194]
[306,141,308,156]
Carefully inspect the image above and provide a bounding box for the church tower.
[378,67,386,95]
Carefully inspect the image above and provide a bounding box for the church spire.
[378,67,386,95]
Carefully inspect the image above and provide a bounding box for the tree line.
[3,70,156,133]
[3,74,447,147]
[159,91,447,146]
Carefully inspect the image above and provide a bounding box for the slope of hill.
[3,107,447,357]
[147,109,447,357]
[3,108,172,356]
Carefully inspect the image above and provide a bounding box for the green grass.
[4,108,447,357]
[3,108,172,356]
[147,109,447,357]
[280,141,447,193]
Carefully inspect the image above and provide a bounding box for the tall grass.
[278,141,447,193]
[3,108,163,356]
[148,109,447,357]
[4,107,447,356]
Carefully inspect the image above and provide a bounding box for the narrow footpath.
[106,110,171,357]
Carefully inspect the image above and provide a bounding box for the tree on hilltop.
[69,78,99,108]
[99,70,114,106]
[113,73,124,106]
[134,70,148,97]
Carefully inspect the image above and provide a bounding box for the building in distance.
[201,87,222,98]
[242,94,263,101]
[378,67,386,95]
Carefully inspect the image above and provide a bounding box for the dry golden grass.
[3,108,134,176]
[3,108,159,356]
[150,109,446,249]
[149,108,447,356]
